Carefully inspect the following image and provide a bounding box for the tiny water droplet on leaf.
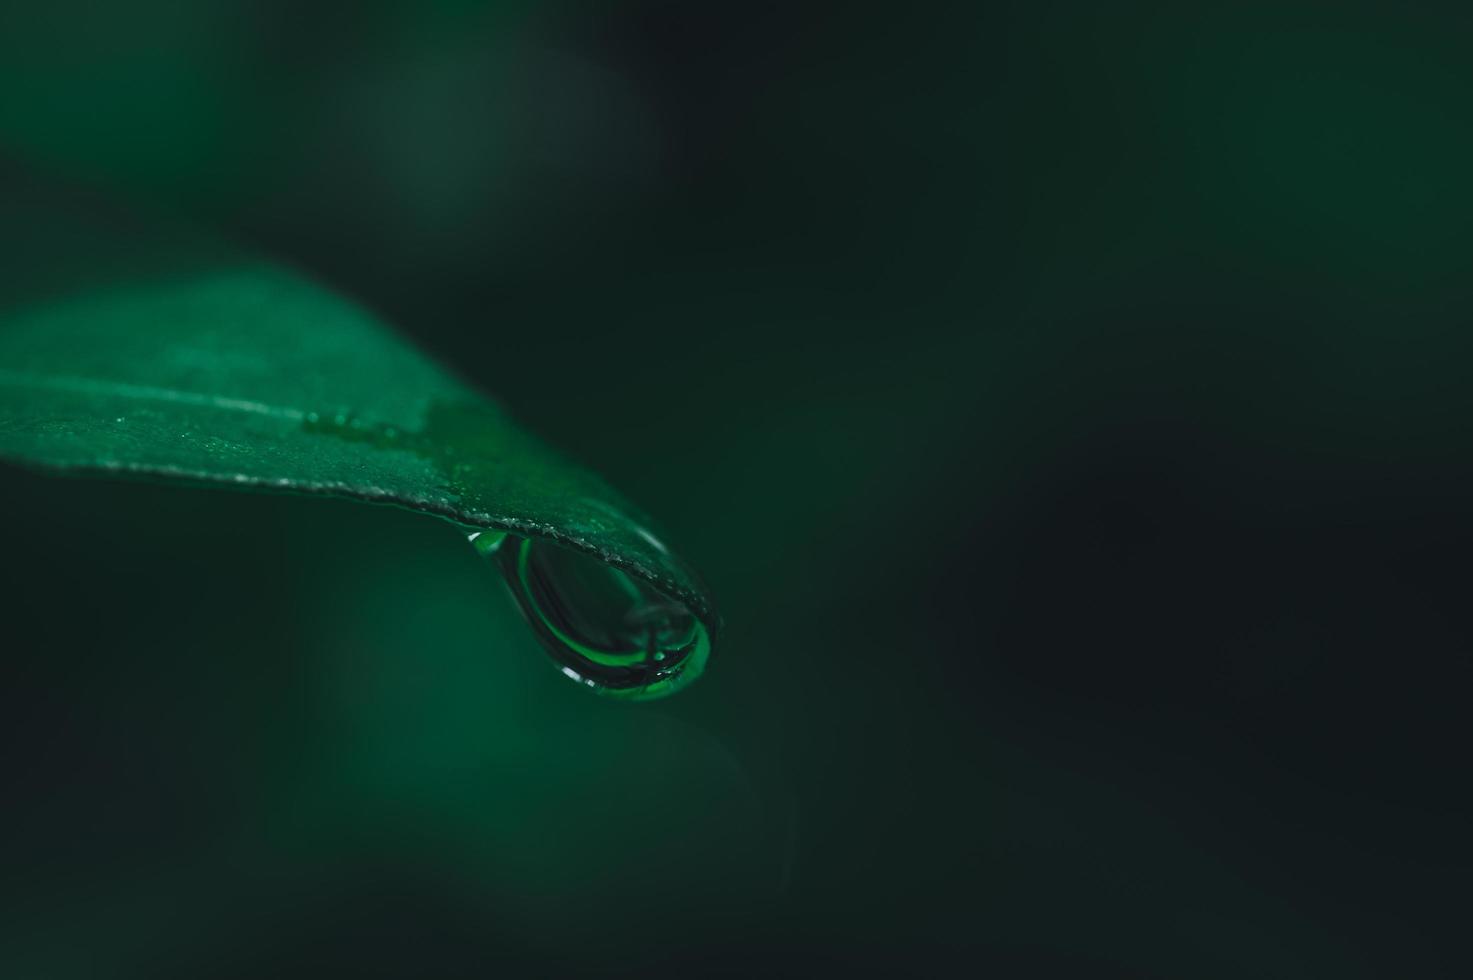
[466,528,507,556]
[472,531,709,700]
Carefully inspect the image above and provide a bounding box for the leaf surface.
[0,169,717,641]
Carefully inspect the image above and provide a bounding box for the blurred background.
[2,2,1470,975]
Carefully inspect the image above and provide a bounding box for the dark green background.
[2,3,1469,975]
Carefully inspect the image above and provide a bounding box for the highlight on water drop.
[468,529,709,699]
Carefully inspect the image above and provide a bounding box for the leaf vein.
[0,369,308,421]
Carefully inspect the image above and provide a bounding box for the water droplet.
[470,531,709,699]
[466,528,507,556]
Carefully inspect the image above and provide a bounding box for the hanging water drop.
[468,529,709,699]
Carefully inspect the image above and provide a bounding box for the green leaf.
[0,167,716,697]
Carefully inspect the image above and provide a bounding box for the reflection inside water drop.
[468,530,709,699]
